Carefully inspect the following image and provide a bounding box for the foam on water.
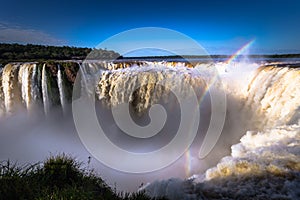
[141,62,300,199]
[142,122,300,199]
[0,61,299,196]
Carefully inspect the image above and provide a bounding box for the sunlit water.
[0,60,299,198]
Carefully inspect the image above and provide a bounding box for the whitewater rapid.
[140,62,300,200]
[143,122,300,199]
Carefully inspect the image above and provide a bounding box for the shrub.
[0,155,166,200]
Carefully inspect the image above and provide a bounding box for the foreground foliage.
[0,155,165,200]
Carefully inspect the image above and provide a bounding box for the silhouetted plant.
[0,155,167,200]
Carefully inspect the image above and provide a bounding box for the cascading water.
[0,62,77,116]
[18,63,32,110]
[96,65,208,113]
[57,64,67,114]
[243,66,300,128]
[0,61,299,129]
[41,63,50,116]
[78,62,88,92]
[0,67,4,116]
[0,61,204,117]
[140,62,300,200]
[0,60,299,198]
[214,63,300,129]
[31,64,42,105]
[2,64,22,114]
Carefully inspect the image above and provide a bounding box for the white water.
[0,61,299,198]
[19,64,31,110]
[143,122,300,199]
[57,64,67,114]
[2,64,21,113]
[41,63,50,116]
[2,65,12,113]
[31,64,41,103]
[0,67,4,116]
[141,62,300,199]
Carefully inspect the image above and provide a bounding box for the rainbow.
[226,39,255,64]
[184,149,192,177]
[184,39,256,177]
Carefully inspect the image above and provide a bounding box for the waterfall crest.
[0,61,299,123]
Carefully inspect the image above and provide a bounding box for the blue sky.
[0,0,300,55]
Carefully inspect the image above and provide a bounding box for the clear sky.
[0,0,300,55]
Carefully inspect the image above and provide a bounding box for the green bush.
[0,160,36,199]
[0,155,167,200]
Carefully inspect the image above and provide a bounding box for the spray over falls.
[136,62,300,199]
[0,60,299,198]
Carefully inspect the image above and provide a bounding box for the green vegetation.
[0,154,166,200]
[0,43,121,65]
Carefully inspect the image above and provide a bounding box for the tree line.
[0,43,121,66]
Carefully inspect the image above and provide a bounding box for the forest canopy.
[0,43,121,65]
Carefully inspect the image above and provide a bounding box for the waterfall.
[0,61,77,116]
[230,66,300,129]
[31,64,41,104]
[0,68,4,116]
[95,62,300,123]
[78,62,93,96]
[57,64,67,114]
[18,64,32,110]
[0,61,299,124]
[140,63,300,200]
[0,60,299,199]
[96,66,207,113]
[2,64,14,113]
[79,62,88,84]
[2,64,22,113]
[42,63,50,116]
